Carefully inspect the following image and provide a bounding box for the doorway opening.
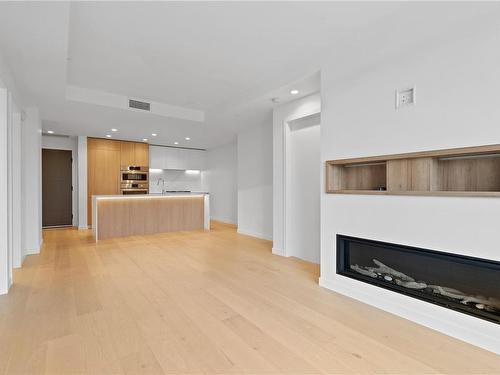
[286,113,321,263]
[42,149,73,228]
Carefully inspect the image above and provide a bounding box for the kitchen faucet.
[156,178,168,194]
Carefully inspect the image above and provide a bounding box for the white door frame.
[11,108,22,268]
[0,88,10,294]
[273,92,321,258]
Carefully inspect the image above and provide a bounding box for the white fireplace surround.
[319,195,500,355]
[319,199,500,354]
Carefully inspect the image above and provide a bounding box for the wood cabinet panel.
[119,141,149,167]
[134,142,149,166]
[87,138,121,226]
[88,138,121,151]
[387,158,437,192]
[96,196,205,240]
[120,142,136,167]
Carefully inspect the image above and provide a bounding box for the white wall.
[42,134,79,227]
[237,121,273,240]
[273,93,321,256]
[289,116,320,263]
[320,25,500,353]
[22,107,42,256]
[206,141,238,224]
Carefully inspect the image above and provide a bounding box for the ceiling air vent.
[129,99,151,111]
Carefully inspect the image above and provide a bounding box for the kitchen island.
[92,193,209,241]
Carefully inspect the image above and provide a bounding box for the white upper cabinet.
[149,145,164,169]
[164,147,182,169]
[149,146,206,170]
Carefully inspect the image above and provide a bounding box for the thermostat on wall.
[396,86,416,109]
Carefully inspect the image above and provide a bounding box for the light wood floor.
[1,222,499,374]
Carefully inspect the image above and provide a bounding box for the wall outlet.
[396,86,416,109]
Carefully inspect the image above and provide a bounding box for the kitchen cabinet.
[165,147,183,170]
[87,138,121,226]
[134,143,149,166]
[120,141,149,167]
[149,145,206,170]
[149,145,164,169]
[120,142,135,166]
[87,138,150,226]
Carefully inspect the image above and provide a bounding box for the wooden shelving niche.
[326,144,500,197]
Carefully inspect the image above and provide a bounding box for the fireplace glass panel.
[336,235,500,324]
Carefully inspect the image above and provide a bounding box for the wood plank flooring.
[0,222,499,374]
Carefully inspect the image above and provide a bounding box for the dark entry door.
[42,149,73,227]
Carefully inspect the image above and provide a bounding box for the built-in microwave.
[121,166,149,183]
[120,182,149,195]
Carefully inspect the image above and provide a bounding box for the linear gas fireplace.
[337,235,500,324]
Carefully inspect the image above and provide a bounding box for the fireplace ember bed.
[336,235,500,324]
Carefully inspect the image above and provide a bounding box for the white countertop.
[93,192,209,199]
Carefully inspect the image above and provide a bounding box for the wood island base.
[92,194,210,240]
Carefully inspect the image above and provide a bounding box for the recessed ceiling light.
[174,141,179,145]
[47,130,54,134]
[111,128,118,132]
[290,89,299,95]
[152,133,157,137]
[106,134,112,138]
[142,138,148,142]
[185,137,191,141]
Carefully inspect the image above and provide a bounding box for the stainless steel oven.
[120,182,149,195]
[121,166,149,183]
[120,166,149,194]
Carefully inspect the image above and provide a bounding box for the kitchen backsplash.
[149,169,208,193]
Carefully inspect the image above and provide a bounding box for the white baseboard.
[25,247,40,255]
[78,225,89,230]
[210,217,236,226]
[24,239,42,255]
[237,227,272,241]
[319,275,500,355]
[272,247,286,256]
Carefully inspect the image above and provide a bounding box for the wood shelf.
[326,144,500,197]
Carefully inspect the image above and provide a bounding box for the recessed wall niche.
[326,144,500,197]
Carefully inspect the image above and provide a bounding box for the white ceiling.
[0,2,498,149]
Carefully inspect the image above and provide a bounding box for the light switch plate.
[396,86,416,109]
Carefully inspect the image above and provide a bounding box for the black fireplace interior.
[336,235,500,324]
